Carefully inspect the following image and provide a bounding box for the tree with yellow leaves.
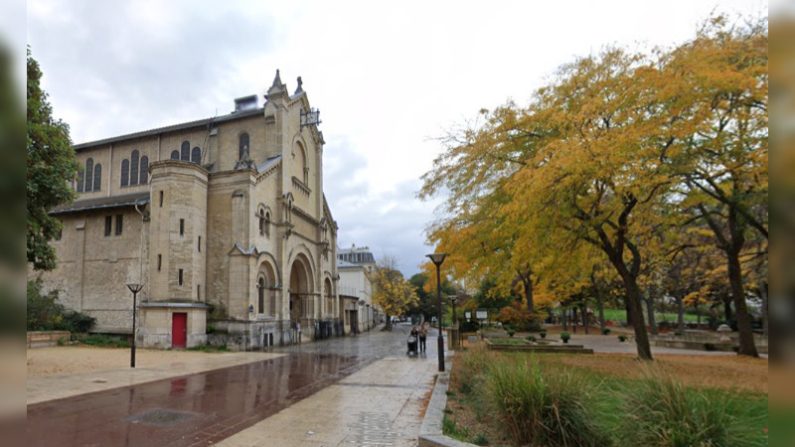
[369,257,419,331]
[666,17,767,357]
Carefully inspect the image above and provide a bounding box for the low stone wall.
[654,338,769,354]
[418,356,477,447]
[484,339,594,354]
[27,331,70,348]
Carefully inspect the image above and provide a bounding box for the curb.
[418,355,478,447]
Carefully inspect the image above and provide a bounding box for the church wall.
[40,208,147,333]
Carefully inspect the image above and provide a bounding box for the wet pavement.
[26,325,432,447]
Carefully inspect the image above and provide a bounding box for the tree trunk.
[645,291,658,336]
[523,275,534,315]
[383,313,392,331]
[727,248,759,357]
[581,303,589,334]
[619,272,653,360]
[625,298,633,327]
[593,279,606,332]
[572,307,578,333]
[562,308,568,331]
[676,293,685,334]
[722,294,733,324]
[760,282,768,338]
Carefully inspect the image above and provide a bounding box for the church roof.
[73,107,264,151]
[50,191,150,215]
[257,154,282,174]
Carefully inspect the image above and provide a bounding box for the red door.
[172,313,187,348]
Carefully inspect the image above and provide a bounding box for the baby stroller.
[407,333,418,356]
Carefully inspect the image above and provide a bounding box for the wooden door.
[172,312,187,348]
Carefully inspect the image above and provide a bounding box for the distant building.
[35,71,343,349]
[337,245,382,332]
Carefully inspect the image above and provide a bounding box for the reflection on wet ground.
[26,325,422,447]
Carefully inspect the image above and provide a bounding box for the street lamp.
[126,282,143,368]
[426,253,447,372]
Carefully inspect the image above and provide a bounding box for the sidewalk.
[215,354,439,447]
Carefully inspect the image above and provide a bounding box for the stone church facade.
[39,71,342,349]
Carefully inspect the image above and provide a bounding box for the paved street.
[26,325,441,447]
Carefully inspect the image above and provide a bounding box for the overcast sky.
[26,0,764,276]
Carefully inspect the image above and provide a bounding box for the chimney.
[234,95,258,112]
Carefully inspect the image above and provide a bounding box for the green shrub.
[27,279,95,333]
[486,361,608,446]
[61,310,96,333]
[618,371,766,447]
[601,327,611,335]
[76,334,129,348]
[506,326,516,337]
[560,332,571,343]
[618,334,627,342]
[526,335,536,342]
[473,433,489,446]
[539,330,547,339]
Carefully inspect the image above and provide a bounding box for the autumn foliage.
[420,16,767,359]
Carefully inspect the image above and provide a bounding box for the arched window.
[297,143,308,184]
[170,150,179,160]
[191,147,201,164]
[258,277,265,314]
[139,156,149,184]
[84,158,94,191]
[181,141,190,161]
[258,209,266,236]
[264,211,271,237]
[120,159,129,187]
[93,164,102,191]
[130,150,139,186]
[239,133,249,160]
[76,170,84,192]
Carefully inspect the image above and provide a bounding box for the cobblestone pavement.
[26,325,440,447]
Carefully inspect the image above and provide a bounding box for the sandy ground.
[27,345,255,377]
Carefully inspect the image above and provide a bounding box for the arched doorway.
[288,254,313,326]
[256,262,278,316]
[324,278,333,318]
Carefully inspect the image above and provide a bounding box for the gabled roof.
[73,107,264,151]
[257,155,282,174]
[50,191,150,215]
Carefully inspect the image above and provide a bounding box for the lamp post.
[126,283,143,368]
[426,253,447,372]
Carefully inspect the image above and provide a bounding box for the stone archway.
[288,254,313,325]
[256,261,277,316]
[323,277,333,318]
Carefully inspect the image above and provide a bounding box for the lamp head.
[126,283,143,294]
[426,253,448,267]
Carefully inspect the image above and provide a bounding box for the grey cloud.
[28,1,277,142]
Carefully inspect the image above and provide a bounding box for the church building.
[39,71,342,349]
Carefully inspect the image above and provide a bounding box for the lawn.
[602,307,701,324]
[444,347,768,446]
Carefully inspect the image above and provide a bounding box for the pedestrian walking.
[419,322,428,353]
[296,321,302,344]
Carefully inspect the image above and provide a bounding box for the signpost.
[476,309,488,341]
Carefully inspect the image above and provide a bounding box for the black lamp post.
[126,283,143,368]
[426,253,447,372]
